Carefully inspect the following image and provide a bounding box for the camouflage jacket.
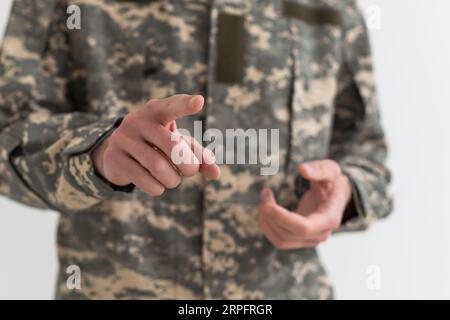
[0,0,392,299]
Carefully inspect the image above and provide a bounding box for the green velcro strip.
[282,1,342,26]
[215,12,245,84]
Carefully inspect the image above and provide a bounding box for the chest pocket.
[283,1,343,78]
[66,0,151,116]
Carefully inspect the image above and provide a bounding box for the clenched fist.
[258,159,352,249]
[91,94,220,196]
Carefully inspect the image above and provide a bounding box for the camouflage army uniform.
[0,0,392,299]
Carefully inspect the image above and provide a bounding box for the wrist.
[340,174,357,225]
[90,137,110,180]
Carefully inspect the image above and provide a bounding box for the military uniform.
[0,0,392,299]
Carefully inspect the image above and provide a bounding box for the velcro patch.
[215,13,245,84]
[282,1,342,26]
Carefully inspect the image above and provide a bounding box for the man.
[0,0,392,299]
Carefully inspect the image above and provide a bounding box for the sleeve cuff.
[0,131,49,209]
[61,116,133,203]
[335,164,377,233]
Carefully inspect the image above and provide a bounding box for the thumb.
[260,188,276,206]
[298,160,341,182]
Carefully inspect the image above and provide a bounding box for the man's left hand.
[258,159,352,250]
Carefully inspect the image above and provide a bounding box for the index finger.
[148,94,204,124]
[299,160,341,182]
[260,203,310,236]
[261,204,337,236]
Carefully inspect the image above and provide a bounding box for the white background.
[1,0,449,299]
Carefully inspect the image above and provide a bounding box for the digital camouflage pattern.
[0,0,392,299]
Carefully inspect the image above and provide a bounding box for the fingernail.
[189,95,203,109]
[302,164,314,175]
[188,96,197,108]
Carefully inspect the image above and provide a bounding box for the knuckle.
[111,130,141,154]
[103,146,121,162]
[151,157,168,173]
[105,157,127,182]
[146,98,159,107]
[127,139,141,156]
[110,127,129,145]
[110,128,122,141]
[325,159,341,175]
[121,112,139,129]
[144,100,161,117]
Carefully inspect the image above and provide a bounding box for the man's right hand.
[91,94,220,196]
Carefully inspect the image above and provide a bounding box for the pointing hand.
[91,94,220,196]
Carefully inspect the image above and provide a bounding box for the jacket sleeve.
[329,1,393,232]
[0,0,124,212]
